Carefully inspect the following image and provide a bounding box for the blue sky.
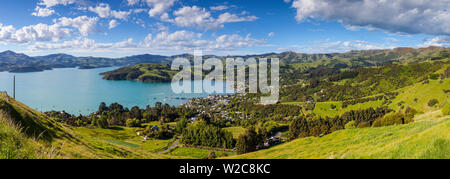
[0,0,448,57]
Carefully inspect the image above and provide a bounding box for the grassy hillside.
[229,110,449,159]
[0,93,180,159]
[0,116,58,159]
[281,63,450,118]
[100,63,180,82]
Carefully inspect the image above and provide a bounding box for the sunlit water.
[0,67,232,115]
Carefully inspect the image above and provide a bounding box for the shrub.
[175,118,188,134]
[344,121,356,129]
[429,74,440,80]
[372,113,412,127]
[404,107,418,119]
[236,127,263,154]
[125,118,141,127]
[357,122,371,128]
[181,123,235,149]
[428,99,439,107]
[442,104,450,116]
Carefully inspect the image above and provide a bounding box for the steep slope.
[231,77,450,159]
[0,93,177,159]
[229,111,449,159]
[100,63,180,82]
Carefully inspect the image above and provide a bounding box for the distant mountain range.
[0,46,448,73]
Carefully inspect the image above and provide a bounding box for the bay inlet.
[0,67,232,115]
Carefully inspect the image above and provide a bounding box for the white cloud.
[0,15,98,44]
[88,3,131,20]
[268,32,275,37]
[167,6,258,30]
[0,23,72,43]
[170,6,219,30]
[126,0,176,17]
[127,0,141,6]
[291,0,450,36]
[109,20,120,29]
[419,36,450,47]
[32,6,56,17]
[210,5,228,11]
[38,0,77,7]
[143,30,264,51]
[217,13,258,23]
[150,22,168,32]
[133,8,148,14]
[57,16,99,36]
[23,29,263,53]
[145,0,176,17]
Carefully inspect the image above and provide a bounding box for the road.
[158,138,180,154]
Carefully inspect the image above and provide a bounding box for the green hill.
[229,110,449,159]
[0,93,177,159]
[100,63,180,82]
[230,74,449,159]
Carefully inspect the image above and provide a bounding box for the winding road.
[158,138,180,154]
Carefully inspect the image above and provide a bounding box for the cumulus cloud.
[0,15,99,44]
[0,23,72,43]
[210,5,229,11]
[38,0,77,7]
[88,3,131,20]
[291,0,450,36]
[57,16,99,36]
[419,36,450,47]
[167,6,258,30]
[127,0,141,6]
[24,29,264,53]
[109,20,120,29]
[143,30,264,51]
[268,32,275,37]
[217,12,258,23]
[145,0,176,17]
[32,6,56,17]
[126,0,176,18]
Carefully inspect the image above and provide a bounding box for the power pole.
[13,75,15,99]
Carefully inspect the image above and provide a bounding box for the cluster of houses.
[183,94,252,123]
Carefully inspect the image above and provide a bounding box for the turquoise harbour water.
[0,67,231,115]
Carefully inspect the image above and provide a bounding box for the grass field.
[73,126,173,154]
[223,126,247,139]
[282,78,450,117]
[390,79,450,113]
[229,111,449,159]
[166,147,235,159]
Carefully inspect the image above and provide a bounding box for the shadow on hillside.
[0,100,56,142]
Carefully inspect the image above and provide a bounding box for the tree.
[175,118,188,134]
[429,74,440,80]
[129,106,142,120]
[428,99,439,107]
[98,102,108,113]
[236,127,262,154]
[289,116,308,140]
[97,113,109,129]
[126,118,141,127]
[344,121,356,129]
